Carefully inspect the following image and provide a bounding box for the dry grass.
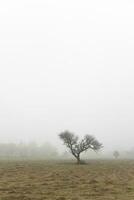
[0,160,134,199]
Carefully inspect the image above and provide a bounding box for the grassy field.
[0,160,134,200]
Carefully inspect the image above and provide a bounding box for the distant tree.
[113,151,120,159]
[59,130,102,164]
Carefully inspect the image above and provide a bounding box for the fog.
[0,0,134,153]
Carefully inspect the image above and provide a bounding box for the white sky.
[0,0,134,150]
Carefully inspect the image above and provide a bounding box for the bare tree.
[113,151,120,159]
[59,131,102,164]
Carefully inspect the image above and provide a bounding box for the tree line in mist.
[0,141,133,160]
[0,142,58,159]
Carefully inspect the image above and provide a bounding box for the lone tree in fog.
[113,151,120,159]
[59,131,102,164]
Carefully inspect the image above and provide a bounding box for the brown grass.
[0,160,134,199]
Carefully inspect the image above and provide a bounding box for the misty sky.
[0,0,134,151]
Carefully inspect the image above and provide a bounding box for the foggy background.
[0,0,134,154]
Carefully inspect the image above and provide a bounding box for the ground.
[0,160,134,200]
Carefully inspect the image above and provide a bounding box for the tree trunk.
[76,155,81,164]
